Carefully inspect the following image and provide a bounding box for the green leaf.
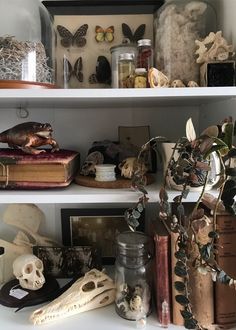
[175,295,189,306]
[180,310,193,320]
[132,209,141,219]
[208,231,219,239]
[184,318,198,329]
[137,202,144,213]
[174,281,186,292]
[176,260,186,269]
[174,265,187,277]
[200,243,212,261]
[217,270,231,284]
[175,250,187,260]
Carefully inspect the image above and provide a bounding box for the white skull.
[171,79,186,88]
[13,254,45,291]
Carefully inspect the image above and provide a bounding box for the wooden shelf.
[0,87,236,109]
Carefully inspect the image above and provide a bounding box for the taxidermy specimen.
[0,122,59,154]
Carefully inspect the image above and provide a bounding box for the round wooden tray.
[0,80,57,89]
[75,174,155,189]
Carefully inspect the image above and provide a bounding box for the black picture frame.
[61,208,145,264]
[33,245,102,278]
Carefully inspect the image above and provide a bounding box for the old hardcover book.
[150,220,171,325]
[215,214,236,327]
[0,148,80,187]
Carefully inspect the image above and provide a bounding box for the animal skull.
[13,254,45,291]
[171,80,186,88]
[119,157,148,179]
[80,151,104,176]
[30,269,115,325]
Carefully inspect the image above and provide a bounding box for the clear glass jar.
[115,231,153,321]
[134,68,147,88]
[118,53,135,88]
[0,0,55,88]
[154,0,217,85]
[110,44,137,88]
[137,39,153,72]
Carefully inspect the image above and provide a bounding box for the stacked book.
[0,148,80,189]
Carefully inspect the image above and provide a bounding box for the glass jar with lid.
[134,68,147,88]
[154,0,217,85]
[115,231,153,321]
[118,53,135,88]
[0,0,55,88]
[137,39,153,72]
[110,44,137,88]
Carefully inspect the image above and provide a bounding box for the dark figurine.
[0,122,59,155]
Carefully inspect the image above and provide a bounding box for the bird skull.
[13,254,45,291]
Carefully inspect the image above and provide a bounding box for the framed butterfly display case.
[43,0,164,89]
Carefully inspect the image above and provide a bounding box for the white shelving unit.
[1,0,236,328]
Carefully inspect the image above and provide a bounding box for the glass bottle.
[134,68,147,88]
[154,0,217,85]
[115,231,153,321]
[0,0,55,88]
[118,53,135,88]
[137,39,153,72]
[110,44,137,88]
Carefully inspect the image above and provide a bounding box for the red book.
[0,148,80,189]
[150,220,171,325]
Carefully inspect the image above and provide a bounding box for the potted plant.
[124,117,236,329]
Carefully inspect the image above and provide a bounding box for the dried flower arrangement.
[0,36,53,83]
[125,117,236,329]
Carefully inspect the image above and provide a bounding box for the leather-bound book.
[150,220,171,325]
[0,148,80,188]
[215,213,236,327]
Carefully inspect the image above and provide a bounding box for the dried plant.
[125,118,236,329]
[0,36,53,83]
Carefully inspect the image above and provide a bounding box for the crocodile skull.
[30,269,115,325]
[13,254,45,291]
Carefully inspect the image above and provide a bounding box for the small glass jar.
[137,39,153,72]
[0,0,55,88]
[118,53,135,88]
[110,44,137,88]
[115,231,153,321]
[134,68,147,88]
[154,0,217,85]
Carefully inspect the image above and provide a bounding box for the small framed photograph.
[33,245,101,278]
[61,208,144,264]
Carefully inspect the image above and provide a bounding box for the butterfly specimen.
[89,56,111,85]
[57,24,88,48]
[122,23,146,43]
[63,57,83,83]
[95,25,114,43]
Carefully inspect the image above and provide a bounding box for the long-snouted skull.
[30,269,115,325]
[13,254,45,291]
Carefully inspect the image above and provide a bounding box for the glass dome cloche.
[0,0,55,88]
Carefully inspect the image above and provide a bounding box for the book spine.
[154,233,171,325]
[215,214,236,327]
